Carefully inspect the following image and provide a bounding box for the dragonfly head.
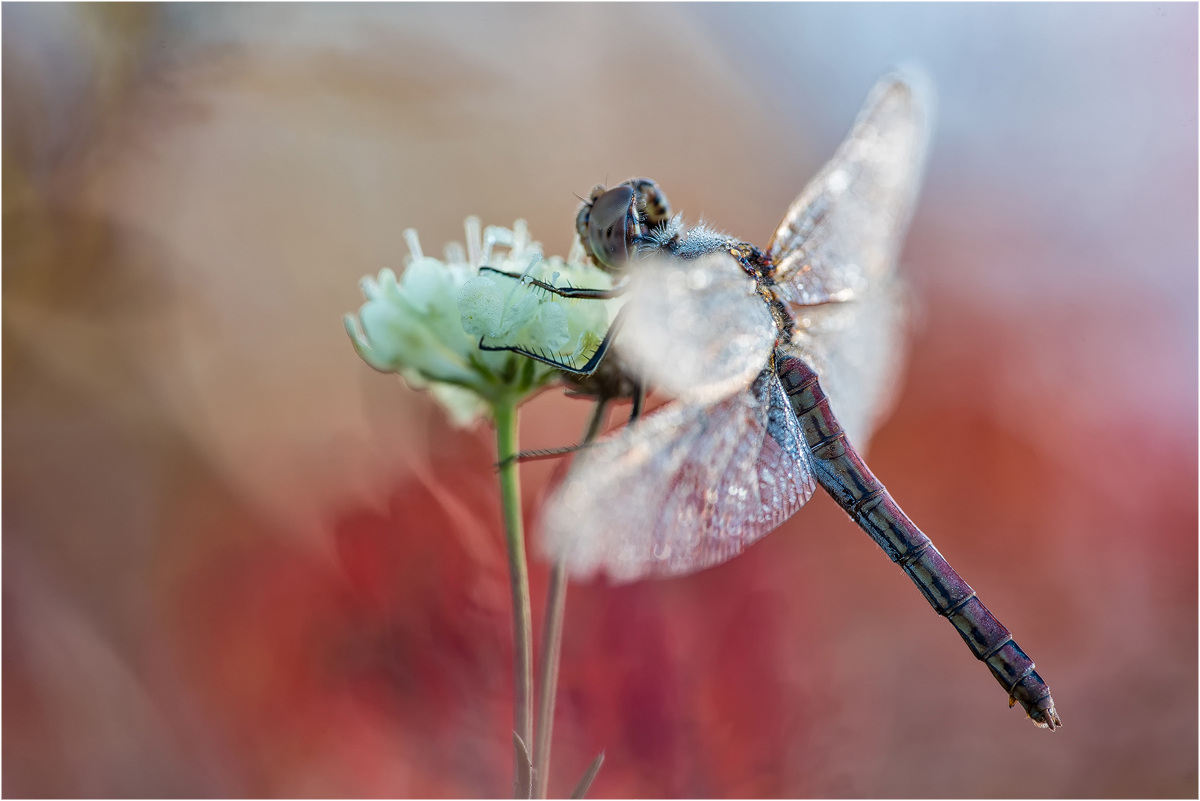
[575,178,674,273]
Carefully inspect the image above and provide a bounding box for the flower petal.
[458,276,505,337]
[527,301,570,353]
[402,258,456,313]
[498,292,540,337]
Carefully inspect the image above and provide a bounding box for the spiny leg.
[497,398,611,468]
[498,379,645,468]
[498,444,588,469]
[581,396,611,441]
[629,382,646,422]
[479,266,626,301]
[475,266,628,375]
[478,306,627,375]
[479,263,636,464]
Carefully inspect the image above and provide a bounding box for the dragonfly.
[482,74,1060,730]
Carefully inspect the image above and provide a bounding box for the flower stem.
[533,564,567,799]
[494,396,534,796]
[532,398,609,799]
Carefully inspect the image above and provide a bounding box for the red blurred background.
[4,4,1196,797]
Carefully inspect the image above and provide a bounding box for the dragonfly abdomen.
[776,352,1061,730]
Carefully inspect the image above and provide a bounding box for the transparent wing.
[769,72,932,309]
[613,251,776,405]
[784,275,910,449]
[539,369,817,582]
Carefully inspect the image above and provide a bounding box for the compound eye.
[575,203,591,244]
[586,186,635,270]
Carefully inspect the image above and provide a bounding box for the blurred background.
[4,3,1196,797]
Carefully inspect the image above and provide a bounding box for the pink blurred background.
[4,4,1195,797]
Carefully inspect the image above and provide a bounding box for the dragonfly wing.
[784,275,910,449]
[614,251,776,405]
[769,72,932,309]
[540,369,817,582]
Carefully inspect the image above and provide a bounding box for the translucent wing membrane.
[540,369,817,582]
[769,73,932,309]
[785,276,909,448]
[614,252,776,404]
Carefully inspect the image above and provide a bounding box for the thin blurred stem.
[533,398,609,799]
[494,396,534,797]
[569,751,605,799]
[532,565,567,798]
[513,732,533,800]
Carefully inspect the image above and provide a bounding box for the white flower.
[345,217,615,425]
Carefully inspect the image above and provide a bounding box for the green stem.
[533,564,567,798]
[494,396,534,796]
[532,398,609,799]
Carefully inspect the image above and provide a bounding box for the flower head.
[345,217,614,425]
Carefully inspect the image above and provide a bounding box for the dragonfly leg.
[495,398,612,469]
[479,267,626,300]
[478,307,628,377]
[777,353,1061,730]
[497,444,589,468]
[629,382,646,422]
